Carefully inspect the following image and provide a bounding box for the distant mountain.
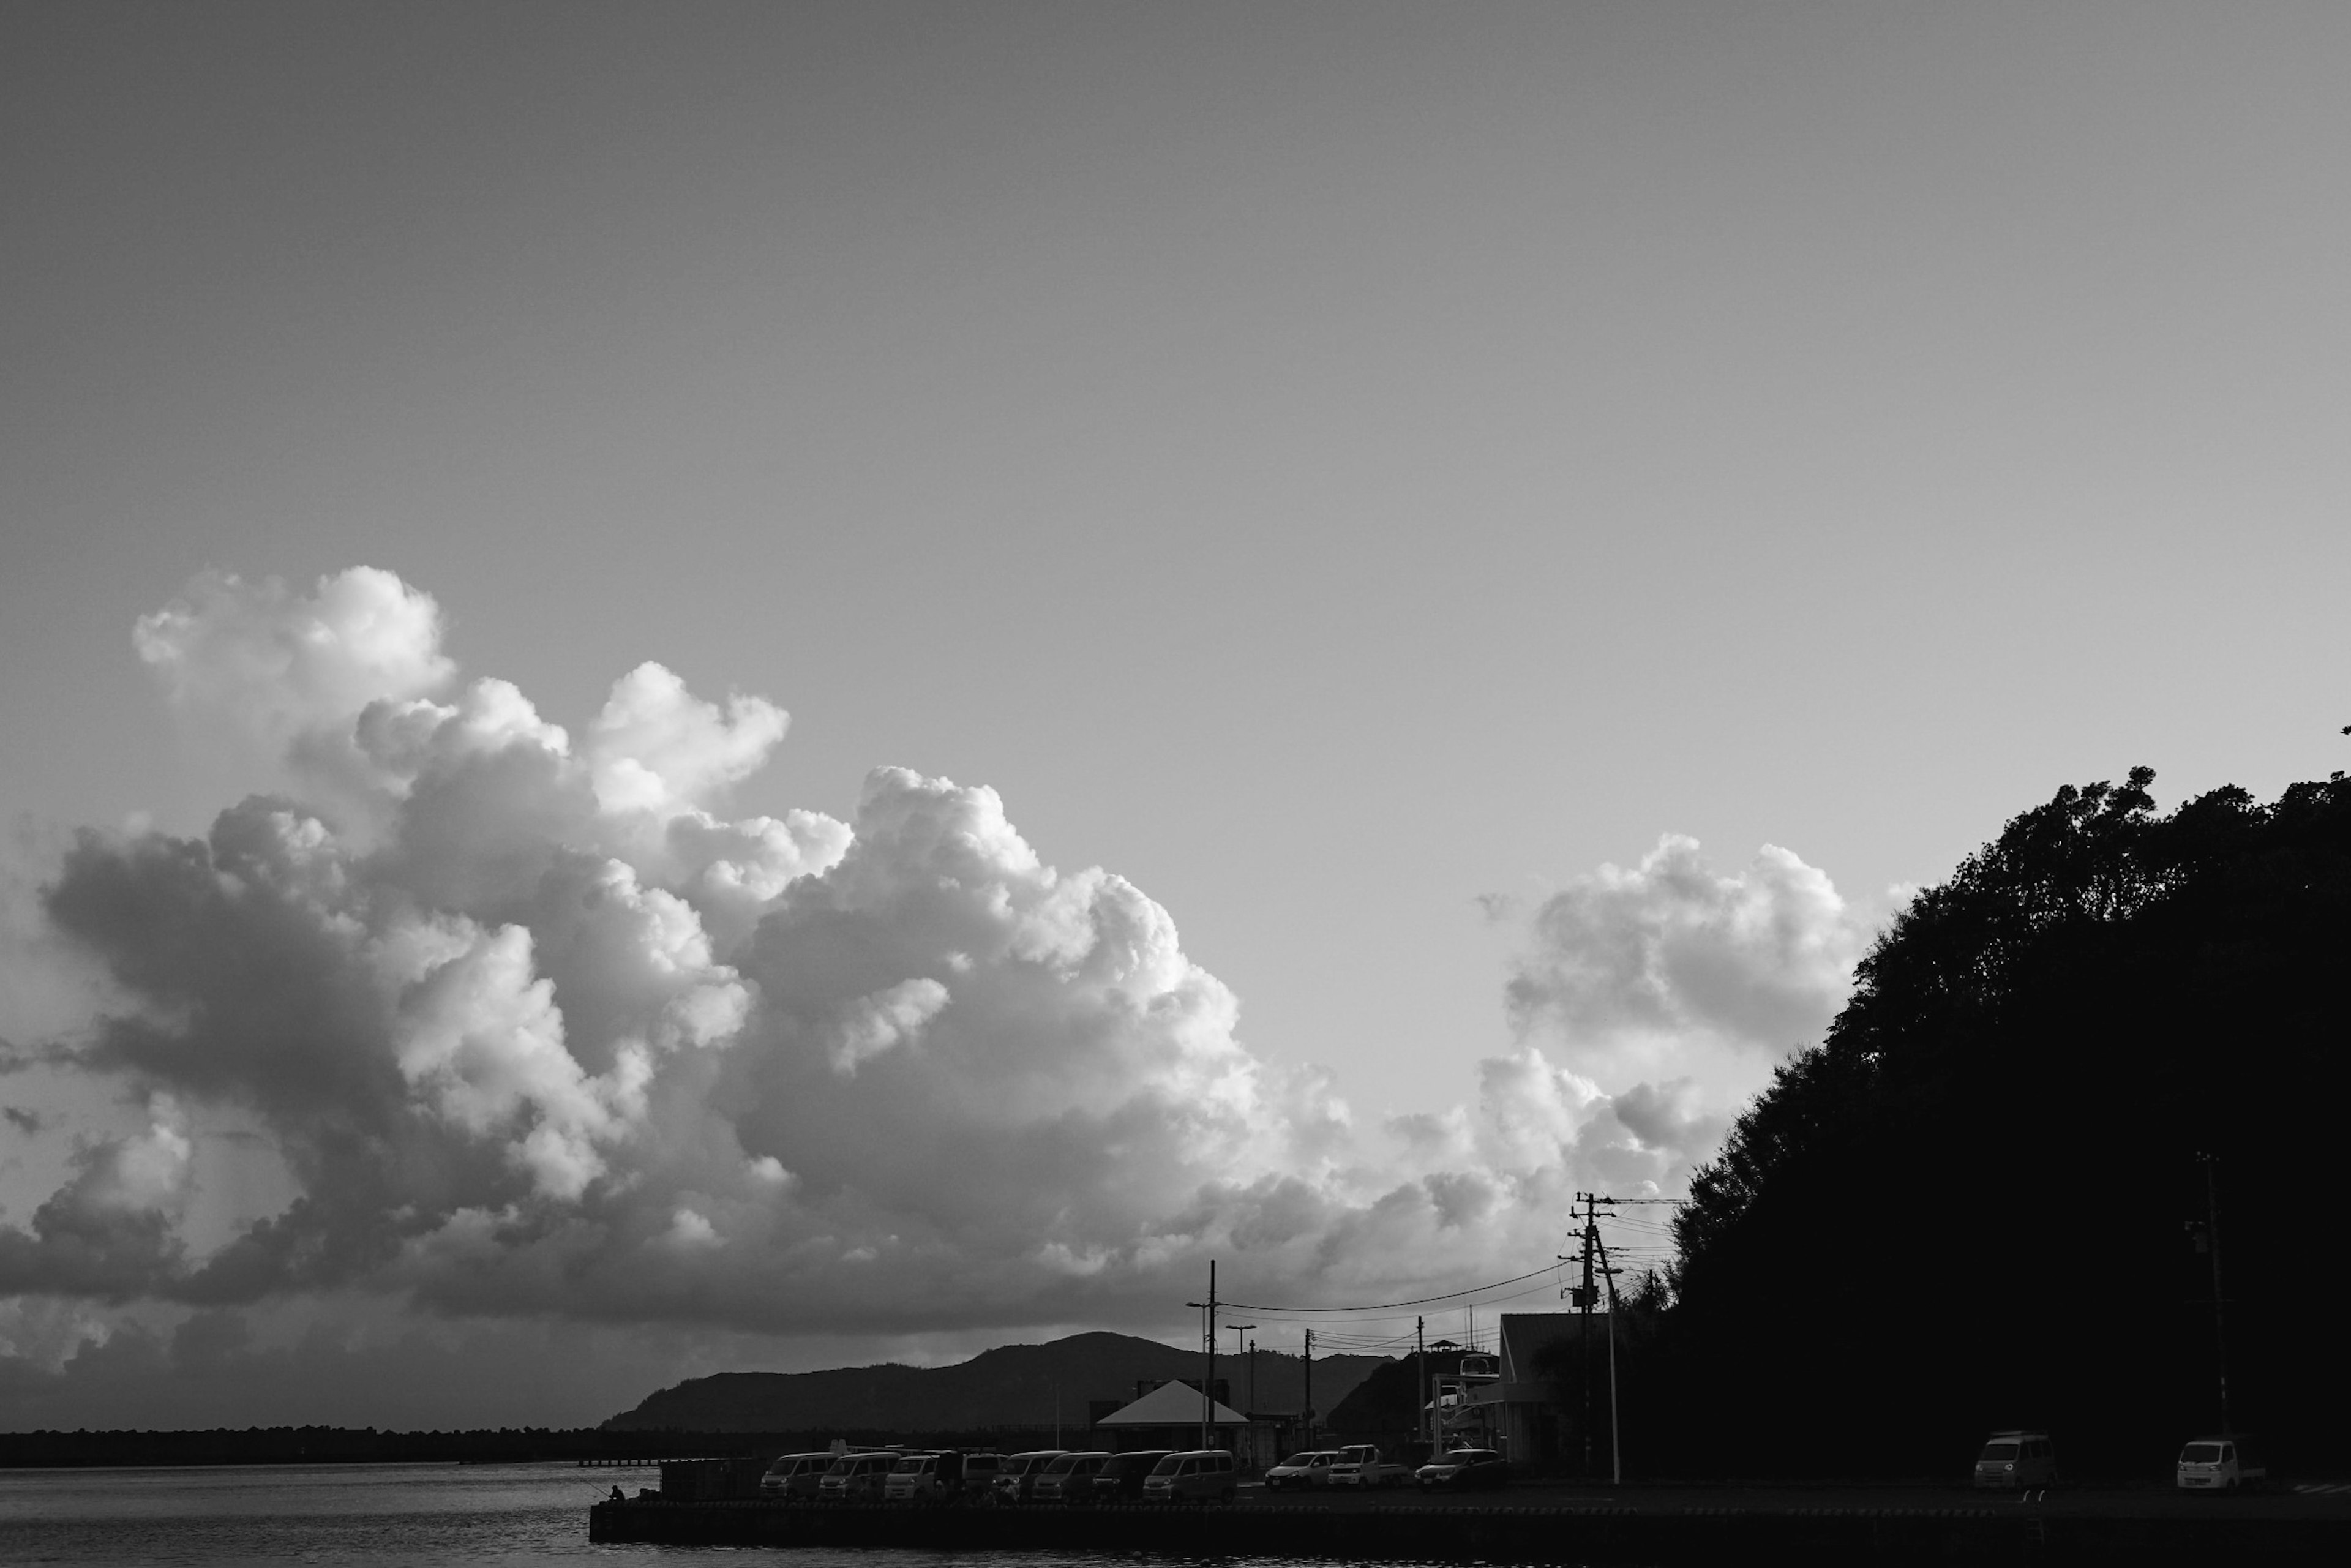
[1328,1347,1485,1435]
[602,1331,1390,1433]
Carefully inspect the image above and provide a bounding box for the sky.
[2,2,2347,1429]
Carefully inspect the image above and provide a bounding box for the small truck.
[1326,1444,1413,1489]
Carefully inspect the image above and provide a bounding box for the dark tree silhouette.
[1655,769,2351,1478]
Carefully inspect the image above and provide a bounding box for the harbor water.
[0,1461,645,1566]
[0,1462,1446,1568]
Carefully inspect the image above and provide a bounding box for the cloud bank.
[1504,833,1865,1059]
[1485,834,1871,1179]
[2,568,1866,1406]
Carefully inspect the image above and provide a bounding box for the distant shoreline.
[0,1427,1035,1470]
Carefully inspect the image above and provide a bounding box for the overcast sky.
[3,2,2346,1428]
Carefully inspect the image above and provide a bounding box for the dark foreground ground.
[1274,1475,2351,1517]
[590,1477,2351,1563]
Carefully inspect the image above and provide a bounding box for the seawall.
[587,1496,2345,1563]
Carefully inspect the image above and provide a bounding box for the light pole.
[2197,1153,2233,1434]
[1226,1323,1256,1468]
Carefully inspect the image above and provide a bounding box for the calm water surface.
[0,1461,650,1565]
[0,1463,1376,1568]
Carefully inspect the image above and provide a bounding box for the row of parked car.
[1971,1430,2273,1491]
[759,1447,1240,1504]
[1265,1446,1511,1493]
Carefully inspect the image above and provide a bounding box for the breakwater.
[587,1496,2347,1563]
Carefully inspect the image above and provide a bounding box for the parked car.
[818,1450,896,1501]
[759,1452,837,1498]
[1092,1450,1174,1501]
[1264,1450,1343,1491]
[1973,1431,2057,1489]
[961,1452,1003,1498]
[1030,1450,1111,1502]
[992,1450,1068,1503]
[1142,1449,1237,1503]
[1415,1447,1510,1490]
[2177,1435,2268,1491]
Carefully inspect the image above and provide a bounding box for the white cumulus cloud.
[588,662,789,818]
[1504,833,1865,1057]
[1488,834,1872,1173]
[4,566,1864,1359]
[135,568,456,734]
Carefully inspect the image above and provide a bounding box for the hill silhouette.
[1654,767,2351,1477]
[1327,1346,1474,1436]
[602,1330,1387,1433]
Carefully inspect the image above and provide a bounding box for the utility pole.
[1564,1192,1618,1479]
[1416,1316,1428,1452]
[1303,1328,1315,1449]
[1580,1201,1594,1477]
[1186,1262,1220,1450]
[2199,1154,2233,1435]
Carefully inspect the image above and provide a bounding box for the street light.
[1225,1323,1257,1404]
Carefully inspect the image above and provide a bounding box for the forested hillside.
[603,1330,1385,1433]
[1654,768,2351,1477]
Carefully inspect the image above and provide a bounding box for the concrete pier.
[588,1490,2351,1563]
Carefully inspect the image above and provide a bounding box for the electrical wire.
[1220,1261,1566,1315]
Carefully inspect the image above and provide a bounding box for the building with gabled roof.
[1090,1378,1252,1455]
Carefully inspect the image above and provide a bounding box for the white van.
[817,1450,895,1501]
[759,1452,836,1498]
[2177,1435,2268,1491]
[882,1452,961,1502]
[993,1450,1068,1503]
[1030,1450,1109,1502]
[1973,1431,2057,1489]
[961,1453,1003,1497]
[1142,1449,1237,1503]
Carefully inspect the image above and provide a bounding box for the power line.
[1220,1262,1565,1315]
[1310,1332,1420,1352]
[1244,1292,1568,1333]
